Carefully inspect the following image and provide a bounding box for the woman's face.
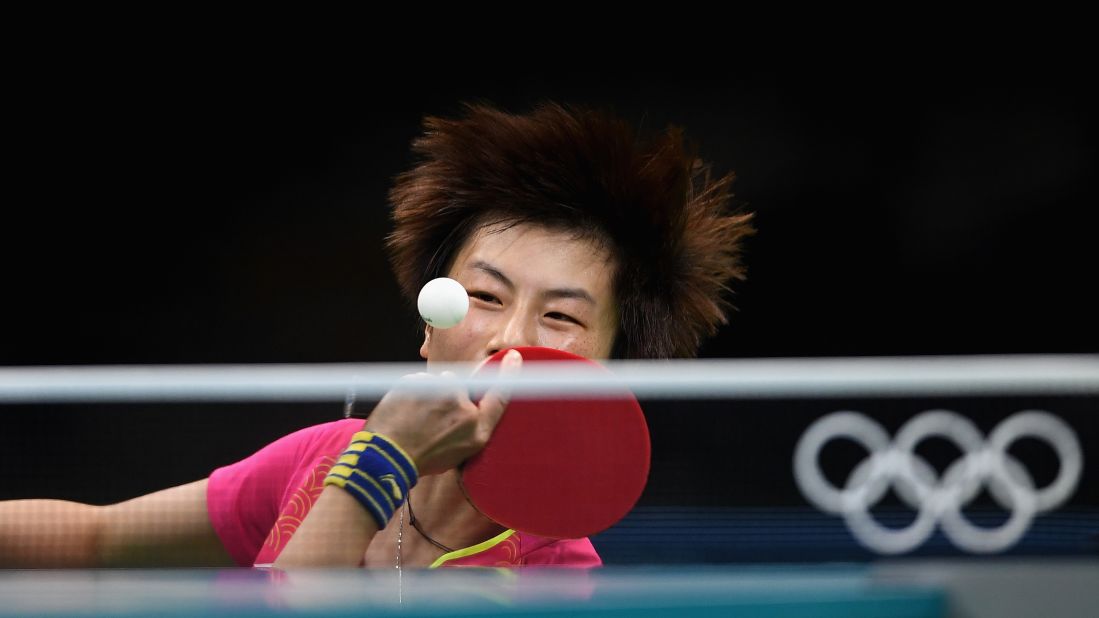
[420,222,618,366]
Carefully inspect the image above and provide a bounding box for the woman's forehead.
[454,223,614,277]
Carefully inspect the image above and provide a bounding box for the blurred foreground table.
[0,560,1094,618]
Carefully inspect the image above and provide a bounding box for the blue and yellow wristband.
[323,431,419,529]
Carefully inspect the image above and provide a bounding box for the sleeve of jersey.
[205,419,362,566]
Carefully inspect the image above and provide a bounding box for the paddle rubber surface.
[461,346,650,539]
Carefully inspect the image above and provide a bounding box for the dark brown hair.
[387,102,754,358]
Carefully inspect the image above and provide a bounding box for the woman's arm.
[0,479,233,568]
[275,350,521,567]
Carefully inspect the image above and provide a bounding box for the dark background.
[4,61,1096,365]
[2,54,1096,557]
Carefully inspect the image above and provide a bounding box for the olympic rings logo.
[793,410,1083,554]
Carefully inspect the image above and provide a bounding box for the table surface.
[1,560,1095,618]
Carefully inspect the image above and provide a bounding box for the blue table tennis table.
[0,560,1094,617]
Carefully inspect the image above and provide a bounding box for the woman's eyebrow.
[544,288,596,305]
[469,260,595,306]
[470,260,514,289]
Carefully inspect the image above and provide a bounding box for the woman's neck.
[362,470,506,568]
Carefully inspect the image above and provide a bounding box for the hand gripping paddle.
[460,346,651,539]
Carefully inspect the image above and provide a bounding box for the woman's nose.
[485,308,540,357]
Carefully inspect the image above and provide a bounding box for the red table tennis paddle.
[460,346,651,539]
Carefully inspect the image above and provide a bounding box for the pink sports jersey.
[206,419,602,568]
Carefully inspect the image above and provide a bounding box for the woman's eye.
[470,292,500,304]
[546,312,579,324]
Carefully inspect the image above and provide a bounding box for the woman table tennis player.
[0,102,753,569]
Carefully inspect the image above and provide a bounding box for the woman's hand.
[363,349,522,477]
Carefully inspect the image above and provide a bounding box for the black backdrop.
[5,64,1096,365]
[3,59,1096,525]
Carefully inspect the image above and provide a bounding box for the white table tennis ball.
[417,277,469,329]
